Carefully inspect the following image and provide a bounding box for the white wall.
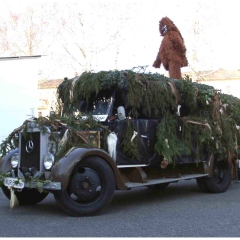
[0,57,41,143]
[201,80,240,98]
[198,80,240,99]
[38,88,58,117]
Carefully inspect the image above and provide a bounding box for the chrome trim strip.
[117,164,148,168]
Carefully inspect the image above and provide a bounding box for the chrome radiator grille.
[20,132,41,171]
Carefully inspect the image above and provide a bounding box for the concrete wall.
[0,56,41,143]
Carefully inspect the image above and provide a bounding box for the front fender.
[0,149,18,174]
[50,148,127,190]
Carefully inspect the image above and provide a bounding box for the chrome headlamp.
[43,153,55,170]
[11,153,19,169]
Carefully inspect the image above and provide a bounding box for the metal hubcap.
[82,181,90,189]
[68,168,102,203]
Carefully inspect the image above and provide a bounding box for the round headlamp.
[11,153,19,169]
[44,153,55,170]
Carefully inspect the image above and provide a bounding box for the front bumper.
[3,177,61,191]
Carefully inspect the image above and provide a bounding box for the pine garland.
[0,115,108,160]
[121,118,141,161]
[154,113,189,164]
[2,68,240,166]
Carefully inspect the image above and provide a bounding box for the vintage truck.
[1,69,240,216]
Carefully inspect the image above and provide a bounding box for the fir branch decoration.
[2,68,240,167]
[0,172,11,188]
[54,69,240,164]
[0,114,105,160]
[0,119,30,158]
[154,113,189,164]
[56,77,74,115]
[121,118,141,160]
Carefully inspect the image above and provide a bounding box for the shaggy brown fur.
[153,17,188,79]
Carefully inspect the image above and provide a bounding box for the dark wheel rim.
[68,167,102,204]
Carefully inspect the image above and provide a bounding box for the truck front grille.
[20,132,41,171]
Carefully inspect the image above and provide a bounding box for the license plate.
[4,178,24,189]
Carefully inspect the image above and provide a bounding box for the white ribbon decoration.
[177,105,181,116]
[107,132,118,162]
[9,187,19,209]
[131,131,138,143]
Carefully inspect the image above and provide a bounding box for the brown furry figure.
[153,17,188,79]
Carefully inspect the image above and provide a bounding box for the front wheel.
[196,159,231,193]
[53,157,116,216]
[1,186,49,205]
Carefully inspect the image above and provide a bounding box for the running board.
[125,173,209,188]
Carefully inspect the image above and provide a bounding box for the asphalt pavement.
[0,179,240,237]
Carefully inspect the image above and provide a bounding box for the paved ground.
[0,179,240,237]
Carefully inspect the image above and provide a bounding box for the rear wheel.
[1,186,49,205]
[197,159,231,193]
[54,157,116,216]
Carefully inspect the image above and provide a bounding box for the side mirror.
[117,106,126,120]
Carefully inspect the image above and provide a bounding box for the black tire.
[196,159,231,193]
[1,185,49,205]
[196,178,210,193]
[147,183,169,190]
[53,157,116,216]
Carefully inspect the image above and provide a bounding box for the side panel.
[50,148,127,190]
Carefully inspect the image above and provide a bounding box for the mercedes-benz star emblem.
[26,140,34,153]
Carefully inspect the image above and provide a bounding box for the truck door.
[109,118,160,165]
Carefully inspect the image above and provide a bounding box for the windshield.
[92,100,112,115]
[78,96,114,121]
[79,97,113,115]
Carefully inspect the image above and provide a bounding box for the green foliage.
[0,114,108,160]
[56,77,74,115]
[0,137,18,159]
[121,118,141,160]
[55,69,240,164]
[125,71,175,118]
[56,70,176,119]
[0,172,11,187]
[32,179,52,193]
[56,71,127,115]
[155,113,190,164]
[38,115,107,160]
[181,117,213,161]
[0,120,28,158]
[2,69,240,165]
